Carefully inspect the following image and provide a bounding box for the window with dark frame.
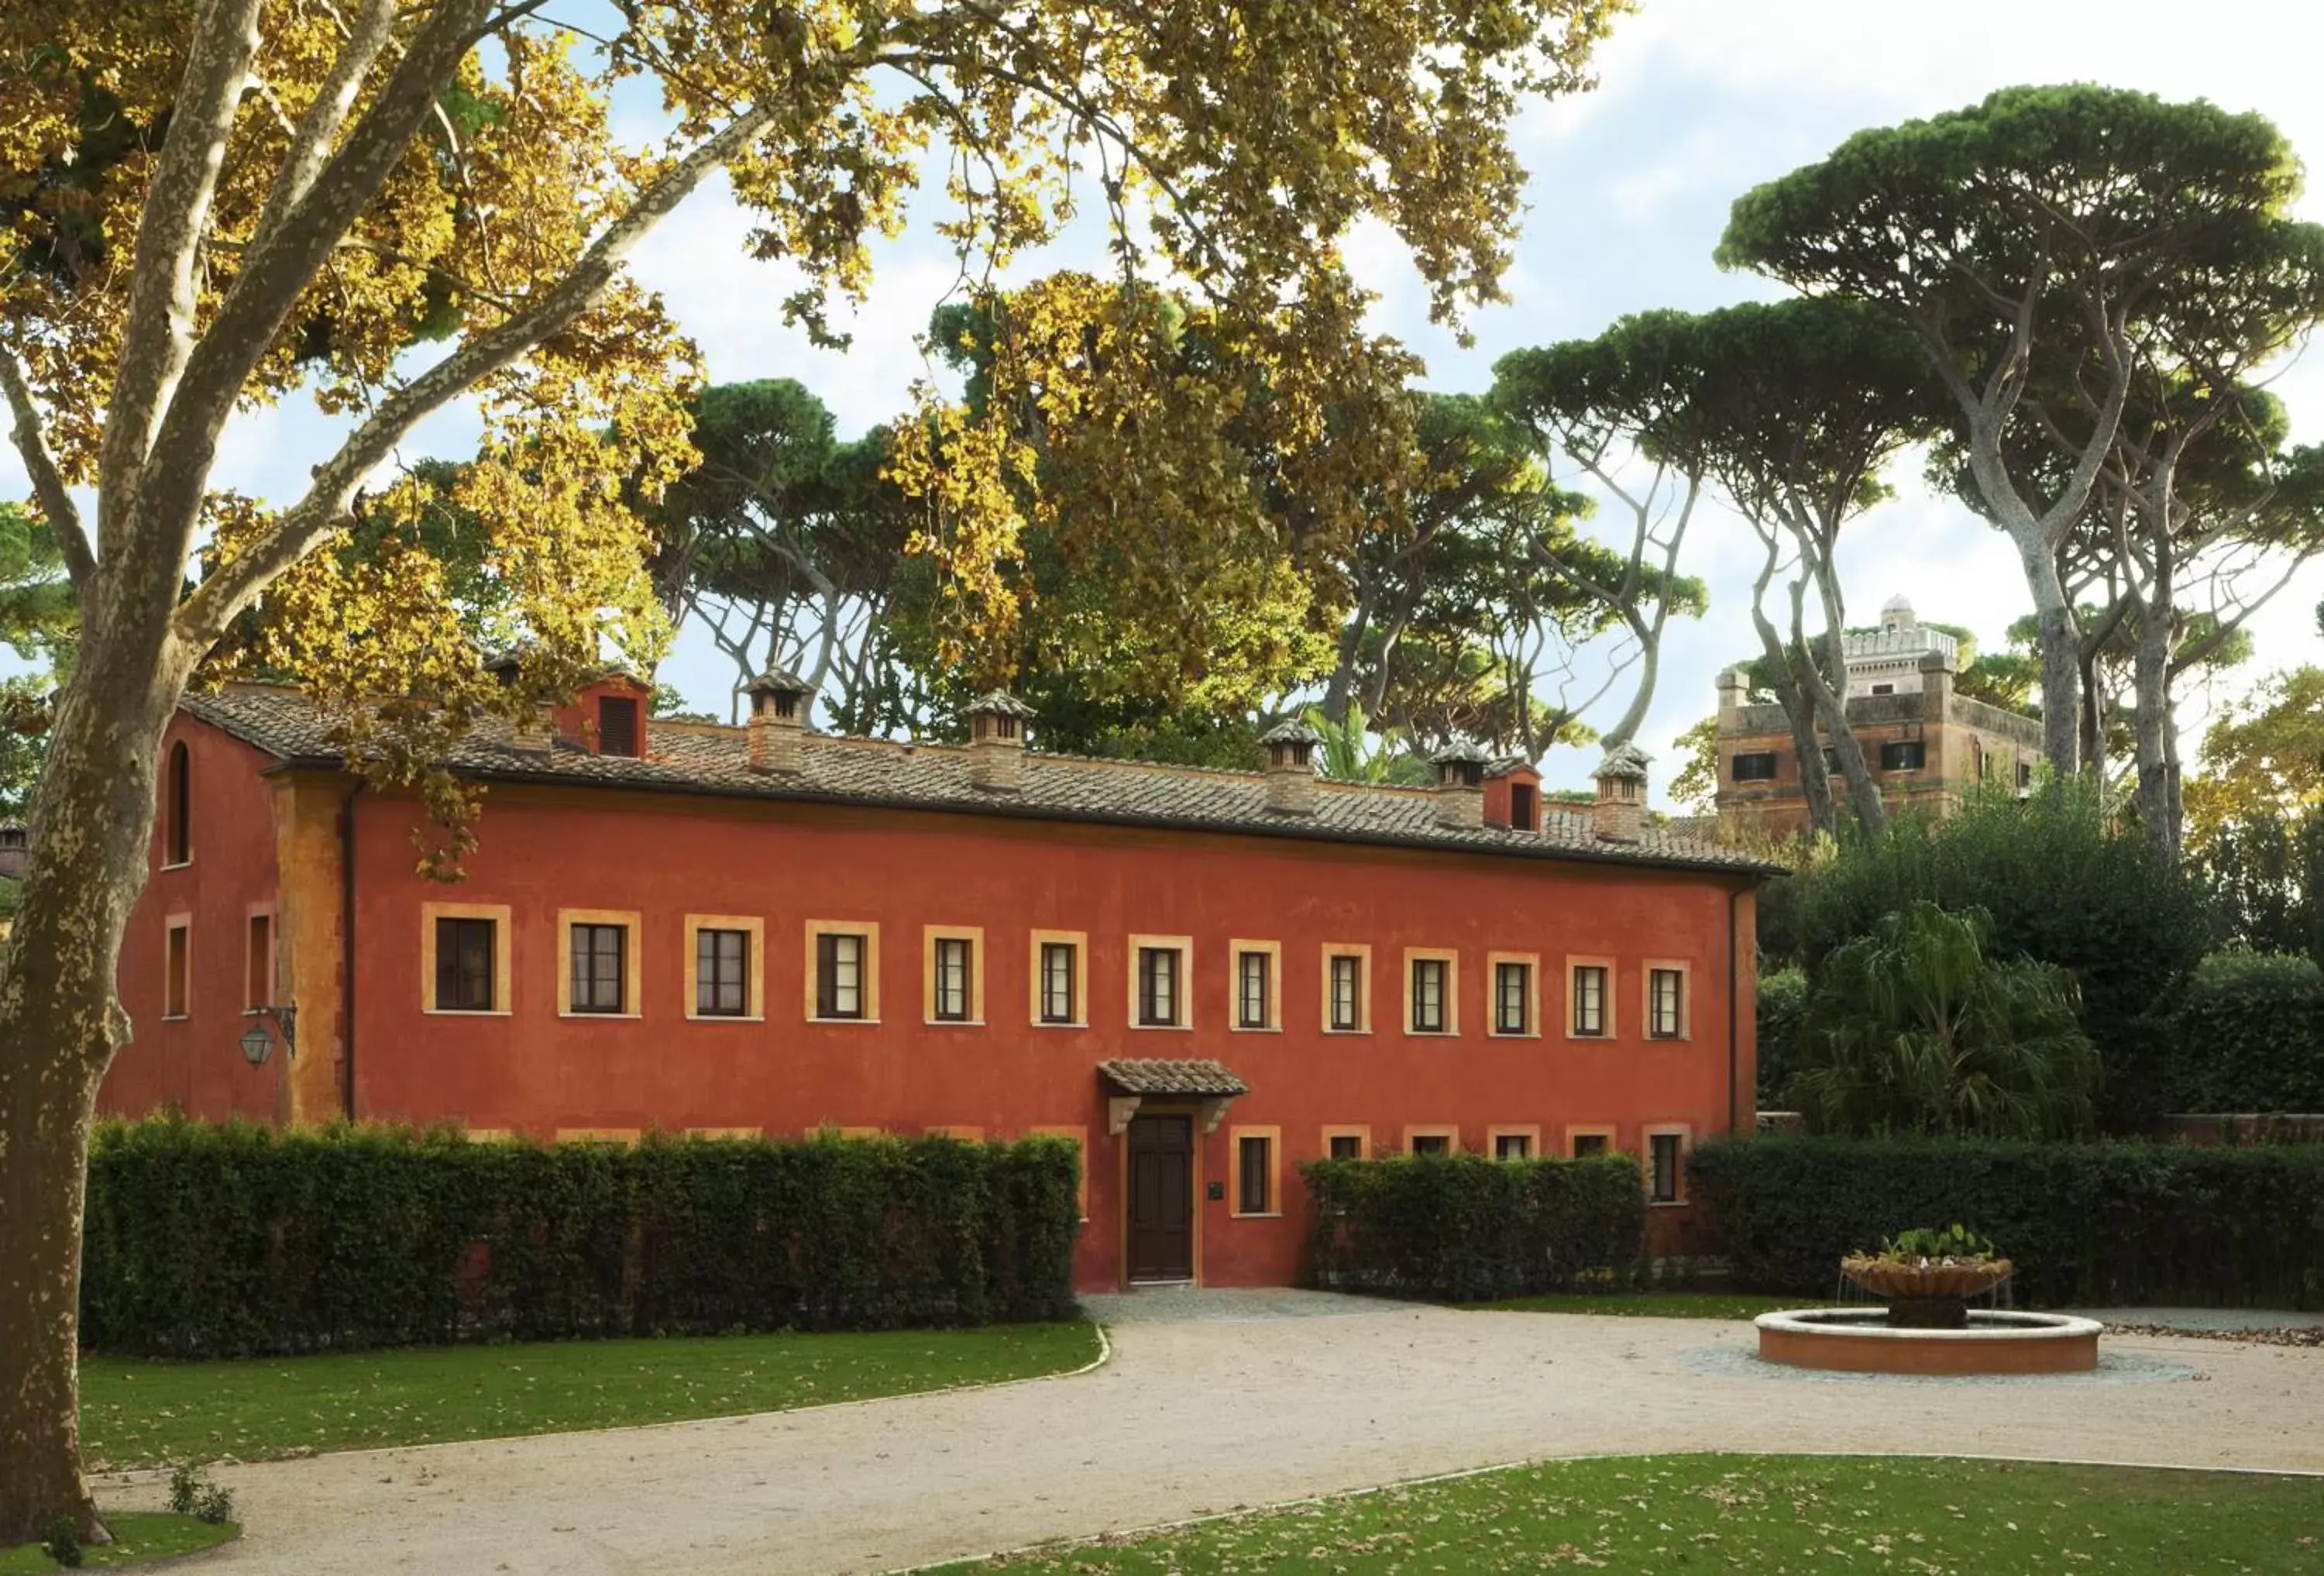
[164,923,189,1018]
[1880,739,1926,772]
[1328,1134,1363,1161]
[1494,960,1530,1034]
[166,741,191,865]
[1039,941,1078,1024]
[1571,964,1607,1037]
[1571,1132,1608,1158]
[597,695,640,756]
[1731,751,1778,782]
[1237,1134,1272,1214]
[816,931,868,1019]
[2017,760,2033,790]
[569,922,627,1013]
[1648,968,1683,1040]
[1328,954,1363,1031]
[1821,747,1841,773]
[1870,682,1896,696]
[1510,781,1538,831]
[246,913,272,1010]
[696,927,749,1017]
[1649,1133,1683,1203]
[1495,1132,1533,1161]
[933,935,973,1021]
[435,917,494,1012]
[1236,949,1270,1029]
[1410,957,1449,1034]
[1137,945,1181,1026]
[1409,1133,1452,1157]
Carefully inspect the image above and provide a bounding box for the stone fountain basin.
[1755,1307,2102,1375]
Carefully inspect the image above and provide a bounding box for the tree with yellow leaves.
[0,0,1630,1540]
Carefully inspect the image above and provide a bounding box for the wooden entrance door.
[1126,1114,1195,1282]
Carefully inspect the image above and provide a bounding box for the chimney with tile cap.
[1259,717,1322,814]
[744,665,815,774]
[1431,739,1489,829]
[1592,742,1652,843]
[968,690,1037,791]
[483,645,558,753]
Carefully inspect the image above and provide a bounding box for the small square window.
[1571,965,1608,1037]
[817,932,868,1020]
[1871,683,1896,697]
[1494,961,1530,1035]
[696,927,750,1017]
[1328,1134,1364,1161]
[1731,751,1778,782]
[1137,945,1182,1027]
[1409,1134,1452,1158]
[1648,968,1684,1040]
[1040,941,1078,1024]
[435,917,495,1013]
[1410,958,1449,1034]
[1236,949,1272,1029]
[933,935,974,1021]
[1650,1132,1684,1203]
[1327,954,1365,1031]
[1571,1132,1609,1158]
[1880,740,1926,772]
[1494,1132,1533,1161]
[569,923,627,1013]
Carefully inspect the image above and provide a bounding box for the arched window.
[166,742,190,865]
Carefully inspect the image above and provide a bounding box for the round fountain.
[1754,1229,2101,1375]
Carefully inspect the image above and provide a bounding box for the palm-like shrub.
[1791,902,2099,1141]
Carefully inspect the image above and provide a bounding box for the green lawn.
[0,1514,236,1571]
[1474,1290,1821,1319]
[945,1455,2324,1574]
[81,1320,1099,1471]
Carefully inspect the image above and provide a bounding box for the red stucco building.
[109,672,1776,1292]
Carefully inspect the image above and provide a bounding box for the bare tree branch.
[0,349,94,591]
[246,0,401,258]
[96,0,268,533]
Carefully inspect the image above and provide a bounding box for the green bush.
[2162,951,2324,1113]
[1300,1153,1645,1301]
[1760,779,2210,1128]
[1755,966,1808,1107]
[2193,807,2324,969]
[1690,1134,2324,1307]
[81,1117,1081,1357]
[1791,903,2098,1141]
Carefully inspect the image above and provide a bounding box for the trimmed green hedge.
[1300,1153,1645,1301]
[1690,1135,2324,1307]
[81,1118,1081,1357]
[2161,951,2324,1113]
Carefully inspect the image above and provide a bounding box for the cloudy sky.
[9,0,2321,805]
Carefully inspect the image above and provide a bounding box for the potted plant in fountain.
[1841,1225,2011,1329]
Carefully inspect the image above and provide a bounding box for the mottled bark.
[1794,528,1885,834]
[0,610,192,1545]
[1745,534,1834,834]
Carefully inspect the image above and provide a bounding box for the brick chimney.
[483,645,557,753]
[968,690,1037,791]
[1431,740,1488,829]
[744,665,814,774]
[1592,742,1652,843]
[1259,718,1322,814]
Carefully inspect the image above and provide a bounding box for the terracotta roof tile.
[183,688,1781,877]
[1097,1058,1252,1097]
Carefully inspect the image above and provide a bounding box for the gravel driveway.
[98,1296,2324,1574]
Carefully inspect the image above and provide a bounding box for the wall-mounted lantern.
[239,1004,296,1068]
